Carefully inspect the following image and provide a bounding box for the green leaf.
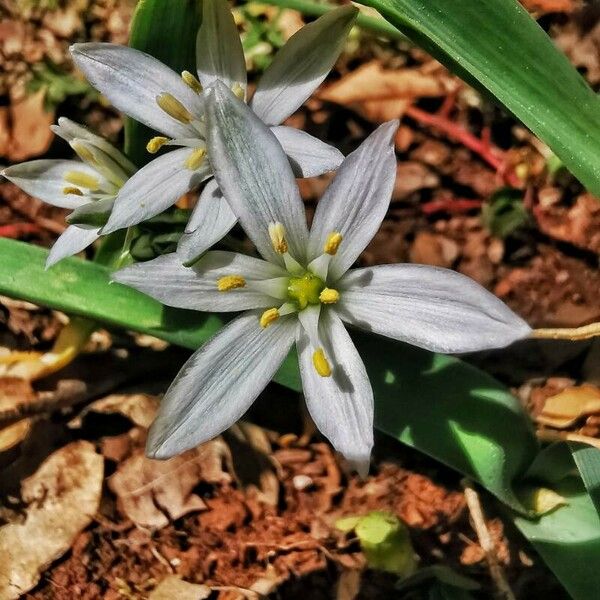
[125,0,203,167]
[570,443,600,519]
[356,0,600,197]
[512,443,600,600]
[481,188,531,239]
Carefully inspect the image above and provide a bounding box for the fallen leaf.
[0,377,36,422]
[71,393,159,429]
[0,440,103,599]
[226,421,281,506]
[149,576,211,600]
[109,440,231,528]
[6,89,54,162]
[537,384,600,428]
[319,61,453,122]
[0,418,30,455]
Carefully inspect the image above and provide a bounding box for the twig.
[461,479,516,600]
[405,105,521,188]
[532,322,600,341]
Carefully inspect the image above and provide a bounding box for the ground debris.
[0,440,103,599]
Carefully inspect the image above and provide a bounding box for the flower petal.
[113,250,287,311]
[71,43,203,139]
[271,126,343,177]
[68,197,114,228]
[46,225,100,268]
[2,160,97,209]
[338,264,532,353]
[307,120,398,280]
[177,183,238,265]
[196,0,246,91]
[146,311,297,458]
[250,5,358,125]
[102,147,210,234]
[297,308,373,474]
[51,117,136,175]
[206,82,308,265]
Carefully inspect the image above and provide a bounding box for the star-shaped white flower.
[1,118,136,268]
[71,0,357,262]
[114,83,531,474]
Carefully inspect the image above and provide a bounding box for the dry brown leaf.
[71,393,159,429]
[0,377,36,422]
[319,61,453,122]
[0,440,103,600]
[149,576,211,599]
[226,421,281,506]
[6,89,54,162]
[109,440,231,528]
[537,384,600,428]
[0,419,30,453]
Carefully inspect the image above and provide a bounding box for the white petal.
[250,5,358,125]
[67,197,115,228]
[177,187,237,265]
[46,225,100,268]
[52,117,136,175]
[271,126,344,177]
[308,121,398,280]
[147,311,297,458]
[338,264,532,353]
[71,43,203,139]
[206,82,309,265]
[196,0,246,91]
[2,160,97,209]
[102,148,210,234]
[297,309,373,474]
[113,250,287,312]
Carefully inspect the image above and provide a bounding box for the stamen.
[63,186,83,196]
[146,136,170,154]
[64,171,100,190]
[268,222,288,254]
[232,83,245,100]
[185,148,206,170]
[319,288,340,304]
[156,93,193,123]
[312,348,331,377]
[324,231,343,255]
[181,70,203,94]
[71,141,96,165]
[259,307,280,328]
[217,275,246,292]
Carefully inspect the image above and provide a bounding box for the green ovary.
[287,273,325,310]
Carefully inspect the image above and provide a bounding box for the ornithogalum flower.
[71,0,357,262]
[2,118,136,267]
[114,83,531,474]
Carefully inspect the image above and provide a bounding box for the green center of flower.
[287,273,325,310]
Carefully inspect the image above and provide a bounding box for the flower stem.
[532,322,600,341]
[245,0,406,41]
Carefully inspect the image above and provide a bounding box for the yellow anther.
[64,170,100,190]
[259,308,280,328]
[319,288,340,304]
[156,93,193,123]
[232,83,245,100]
[324,231,343,255]
[62,186,84,196]
[181,70,203,94]
[71,141,96,164]
[312,348,331,377]
[217,275,246,292]
[184,148,206,170]
[268,222,288,254]
[146,136,169,154]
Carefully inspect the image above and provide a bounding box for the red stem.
[0,223,42,238]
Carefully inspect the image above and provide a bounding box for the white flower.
[1,118,136,267]
[71,0,357,262]
[114,84,531,474]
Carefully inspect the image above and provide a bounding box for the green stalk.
[246,0,406,41]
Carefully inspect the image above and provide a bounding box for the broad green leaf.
[0,238,537,511]
[356,0,600,197]
[570,443,600,520]
[125,0,202,166]
[512,443,600,600]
